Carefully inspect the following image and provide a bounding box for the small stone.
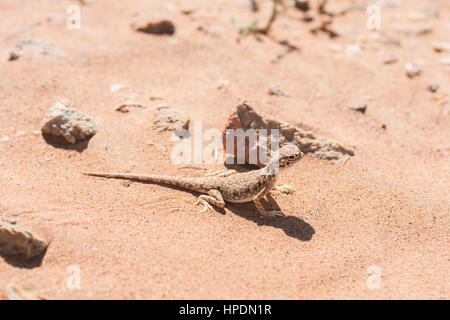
[268,85,289,97]
[110,84,126,92]
[349,104,367,114]
[132,20,175,35]
[115,103,146,113]
[40,99,96,144]
[383,56,398,64]
[15,131,25,137]
[428,84,439,93]
[345,44,363,57]
[217,80,230,91]
[0,222,48,260]
[153,106,190,132]
[180,7,197,15]
[1,217,19,224]
[8,39,64,61]
[295,0,310,12]
[438,57,450,66]
[405,62,421,78]
[33,130,41,135]
[1,136,10,142]
[432,42,450,53]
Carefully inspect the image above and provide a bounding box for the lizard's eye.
[289,155,296,160]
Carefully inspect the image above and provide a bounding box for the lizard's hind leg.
[195,189,225,213]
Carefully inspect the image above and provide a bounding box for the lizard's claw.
[264,210,285,217]
[205,169,237,178]
[196,198,213,213]
[275,184,295,194]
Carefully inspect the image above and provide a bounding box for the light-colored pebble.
[110,84,126,92]
[345,44,363,57]
[405,62,421,78]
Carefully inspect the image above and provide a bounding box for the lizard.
[84,144,303,217]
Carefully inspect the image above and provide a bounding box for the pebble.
[15,131,25,137]
[438,57,450,66]
[217,80,230,91]
[349,104,367,114]
[115,103,146,113]
[345,44,363,57]
[432,42,450,53]
[405,62,421,78]
[132,20,175,35]
[383,56,398,64]
[110,84,126,92]
[428,84,439,93]
[8,38,65,61]
[268,85,289,97]
[1,136,10,142]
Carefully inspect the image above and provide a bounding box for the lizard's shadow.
[124,177,314,242]
[223,200,315,242]
[223,162,315,241]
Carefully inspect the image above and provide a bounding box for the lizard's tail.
[83,172,208,192]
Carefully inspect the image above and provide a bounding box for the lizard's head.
[275,144,303,168]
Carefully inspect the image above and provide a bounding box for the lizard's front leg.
[253,187,285,217]
[195,189,225,213]
[273,184,296,194]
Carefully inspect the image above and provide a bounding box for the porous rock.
[153,106,190,132]
[41,99,96,144]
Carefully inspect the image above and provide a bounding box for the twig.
[255,0,279,35]
[250,0,259,12]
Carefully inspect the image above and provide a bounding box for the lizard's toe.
[275,185,296,194]
[196,199,213,213]
[265,210,285,217]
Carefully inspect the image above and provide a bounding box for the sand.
[0,0,448,299]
